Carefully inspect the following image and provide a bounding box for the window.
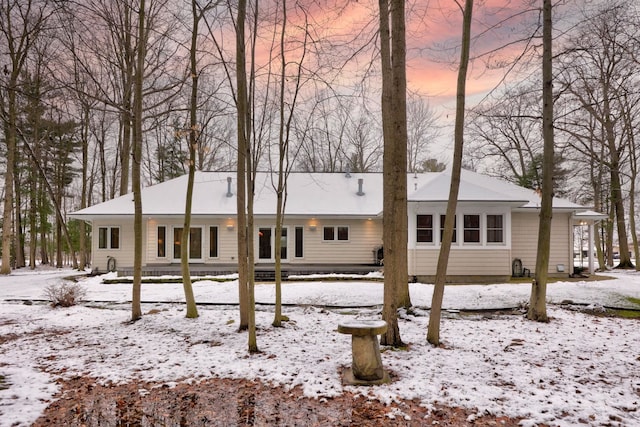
[486,214,504,243]
[416,214,433,243]
[157,226,166,257]
[323,226,334,241]
[337,226,349,241]
[295,227,303,258]
[280,228,288,259]
[98,227,120,249]
[464,215,480,243]
[439,215,456,243]
[259,228,272,259]
[173,227,202,260]
[323,226,349,241]
[209,226,218,257]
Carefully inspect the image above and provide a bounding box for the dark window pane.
[337,227,349,241]
[487,215,504,243]
[99,227,108,249]
[417,229,433,242]
[157,226,166,257]
[110,228,120,249]
[464,230,480,243]
[209,226,218,258]
[259,228,271,259]
[487,229,503,243]
[417,215,433,243]
[280,228,287,259]
[417,214,432,228]
[487,214,503,228]
[464,215,480,228]
[295,227,303,258]
[323,227,334,241]
[189,228,202,259]
[463,215,480,243]
[174,228,183,258]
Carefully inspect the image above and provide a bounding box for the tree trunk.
[623,96,639,270]
[13,148,25,268]
[236,0,249,331]
[131,0,146,322]
[79,105,89,271]
[1,86,17,275]
[427,0,473,346]
[528,0,553,323]
[180,0,201,320]
[379,0,408,348]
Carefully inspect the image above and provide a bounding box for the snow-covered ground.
[1,267,639,426]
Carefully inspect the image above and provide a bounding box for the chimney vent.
[357,178,365,196]
[226,176,233,197]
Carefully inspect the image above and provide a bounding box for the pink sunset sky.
[329,0,543,106]
[248,0,560,156]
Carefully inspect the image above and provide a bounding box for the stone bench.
[338,319,390,385]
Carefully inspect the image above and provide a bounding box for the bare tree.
[0,0,51,274]
[556,2,639,269]
[179,0,215,320]
[406,91,440,173]
[427,0,473,347]
[379,0,409,347]
[527,0,554,322]
[131,0,147,321]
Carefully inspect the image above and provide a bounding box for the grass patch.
[626,297,640,306]
[509,274,615,284]
[605,308,640,319]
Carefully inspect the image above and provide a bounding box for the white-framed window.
[323,226,349,241]
[98,226,120,249]
[414,210,508,247]
[486,214,504,243]
[173,227,203,260]
[463,214,481,243]
[416,214,433,243]
[258,226,288,260]
[439,215,457,243]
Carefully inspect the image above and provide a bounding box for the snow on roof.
[70,170,591,219]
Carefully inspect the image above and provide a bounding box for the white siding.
[91,220,137,271]
[145,218,238,264]
[265,218,382,265]
[409,249,511,276]
[511,211,571,274]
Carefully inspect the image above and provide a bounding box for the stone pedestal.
[338,320,390,386]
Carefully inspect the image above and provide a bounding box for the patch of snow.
[1,268,640,426]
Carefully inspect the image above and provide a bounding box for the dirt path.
[34,376,527,426]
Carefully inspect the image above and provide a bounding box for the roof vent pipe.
[357,178,365,196]
[226,176,233,197]
[345,165,351,178]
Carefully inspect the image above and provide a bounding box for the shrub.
[44,282,87,307]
